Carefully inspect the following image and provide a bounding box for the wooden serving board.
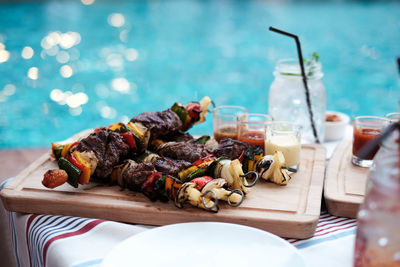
[1,142,325,239]
[324,138,369,218]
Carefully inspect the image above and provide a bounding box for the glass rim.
[274,58,323,79]
[353,115,389,123]
[385,112,400,118]
[212,105,248,112]
[238,113,272,123]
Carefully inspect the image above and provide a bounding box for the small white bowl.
[324,111,350,141]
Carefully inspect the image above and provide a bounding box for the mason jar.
[268,59,326,143]
[354,128,400,266]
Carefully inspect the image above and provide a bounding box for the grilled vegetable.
[120,132,137,149]
[175,182,218,212]
[186,102,202,121]
[196,96,212,125]
[190,176,214,191]
[141,172,163,201]
[242,146,264,173]
[165,175,183,200]
[178,165,198,181]
[154,175,169,202]
[182,168,207,183]
[52,143,64,160]
[193,135,211,145]
[201,178,244,206]
[192,154,216,167]
[254,151,291,185]
[171,103,189,124]
[72,151,91,184]
[58,157,81,188]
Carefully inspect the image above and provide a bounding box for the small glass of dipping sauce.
[237,113,272,149]
[265,121,302,171]
[213,105,248,142]
[352,116,388,168]
[385,112,400,123]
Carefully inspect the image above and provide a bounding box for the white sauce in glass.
[265,135,301,167]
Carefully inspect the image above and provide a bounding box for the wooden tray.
[1,142,326,239]
[324,138,369,218]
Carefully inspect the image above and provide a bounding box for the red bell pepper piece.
[120,132,137,149]
[186,103,201,121]
[238,150,245,163]
[65,153,86,185]
[191,176,213,191]
[141,172,162,201]
[192,154,216,167]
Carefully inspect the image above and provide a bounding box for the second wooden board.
[324,138,369,218]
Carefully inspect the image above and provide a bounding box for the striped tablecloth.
[2,178,356,267]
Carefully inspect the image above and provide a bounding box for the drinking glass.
[212,105,248,142]
[385,112,400,123]
[352,116,388,168]
[354,129,400,267]
[237,113,272,149]
[265,121,302,171]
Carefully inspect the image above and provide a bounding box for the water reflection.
[21,46,34,59]
[0,46,10,63]
[125,48,138,61]
[27,67,39,80]
[108,13,125,28]
[111,78,130,93]
[56,51,70,64]
[100,106,117,119]
[60,65,73,78]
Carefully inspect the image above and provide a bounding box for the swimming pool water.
[0,0,399,148]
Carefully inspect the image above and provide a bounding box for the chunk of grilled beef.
[123,162,155,192]
[76,129,130,179]
[154,157,192,177]
[157,141,209,163]
[130,109,182,139]
[213,138,250,160]
[161,131,194,142]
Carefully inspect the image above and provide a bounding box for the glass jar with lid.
[268,59,326,143]
[354,127,400,266]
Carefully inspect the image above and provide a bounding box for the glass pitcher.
[353,127,400,266]
[268,59,326,143]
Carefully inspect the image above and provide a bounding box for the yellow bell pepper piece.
[178,166,198,181]
[127,122,145,139]
[73,151,91,184]
[109,123,122,131]
[61,143,73,158]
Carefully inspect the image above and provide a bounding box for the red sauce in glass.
[352,128,381,160]
[238,131,265,149]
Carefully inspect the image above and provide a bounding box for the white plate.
[102,222,306,267]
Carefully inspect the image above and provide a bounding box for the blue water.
[0,0,399,148]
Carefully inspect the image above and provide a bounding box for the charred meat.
[130,109,182,139]
[76,129,130,179]
[213,138,250,160]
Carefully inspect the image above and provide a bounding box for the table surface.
[0,130,358,267]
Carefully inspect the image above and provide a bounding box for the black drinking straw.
[269,27,320,144]
[397,57,400,74]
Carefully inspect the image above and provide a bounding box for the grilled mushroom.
[175,183,218,212]
[201,178,244,206]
